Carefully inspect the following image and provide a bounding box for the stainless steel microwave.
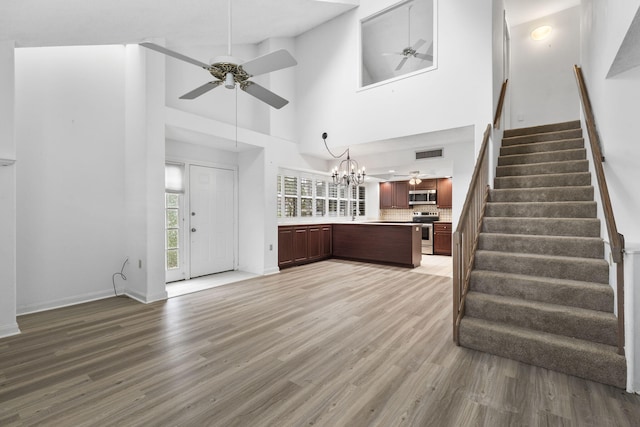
[409,189,437,205]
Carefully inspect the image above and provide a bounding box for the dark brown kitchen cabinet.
[293,226,309,262]
[433,222,452,256]
[379,181,409,209]
[414,178,436,191]
[437,178,452,208]
[321,225,332,257]
[278,226,295,267]
[278,224,332,268]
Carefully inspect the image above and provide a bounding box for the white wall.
[580,0,640,392]
[295,0,494,158]
[15,46,128,314]
[508,7,580,128]
[0,40,19,337]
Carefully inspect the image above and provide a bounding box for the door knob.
[191,228,197,232]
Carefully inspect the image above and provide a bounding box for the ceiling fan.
[385,4,433,71]
[140,0,297,109]
[393,170,429,185]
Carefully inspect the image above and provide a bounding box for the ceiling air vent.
[415,148,443,160]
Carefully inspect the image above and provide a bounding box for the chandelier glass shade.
[409,177,422,185]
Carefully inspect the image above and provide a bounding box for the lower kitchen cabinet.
[433,222,452,256]
[279,224,332,268]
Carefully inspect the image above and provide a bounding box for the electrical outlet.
[269,244,273,251]
[138,259,142,268]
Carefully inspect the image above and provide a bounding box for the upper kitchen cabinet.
[437,178,452,208]
[380,181,409,209]
[413,178,436,191]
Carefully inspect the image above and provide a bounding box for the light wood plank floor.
[1,259,639,426]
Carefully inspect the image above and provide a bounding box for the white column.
[0,41,19,337]
[124,43,167,303]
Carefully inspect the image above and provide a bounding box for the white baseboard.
[125,289,167,304]
[17,289,120,316]
[263,266,280,275]
[0,322,21,339]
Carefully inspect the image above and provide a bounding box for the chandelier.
[322,132,365,187]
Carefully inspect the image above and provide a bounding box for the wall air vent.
[415,148,443,160]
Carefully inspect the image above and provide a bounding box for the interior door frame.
[165,156,239,282]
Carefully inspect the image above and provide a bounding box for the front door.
[189,165,235,278]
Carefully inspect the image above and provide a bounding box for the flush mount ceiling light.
[531,25,552,41]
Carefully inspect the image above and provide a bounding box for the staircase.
[458,120,627,388]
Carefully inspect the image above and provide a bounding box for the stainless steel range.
[412,211,439,255]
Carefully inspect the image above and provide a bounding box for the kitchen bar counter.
[332,223,422,268]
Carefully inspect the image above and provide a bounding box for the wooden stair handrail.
[574,65,625,355]
[493,79,508,129]
[452,124,492,344]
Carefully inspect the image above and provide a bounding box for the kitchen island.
[332,222,422,268]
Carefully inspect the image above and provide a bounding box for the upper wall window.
[360,0,437,88]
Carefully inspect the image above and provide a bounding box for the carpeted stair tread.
[470,270,613,312]
[482,217,601,237]
[496,159,589,177]
[474,250,609,284]
[494,172,591,189]
[489,186,594,203]
[458,317,626,388]
[502,128,583,146]
[485,201,596,218]
[465,292,617,346]
[498,148,586,166]
[503,120,581,138]
[478,233,604,259]
[500,138,584,156]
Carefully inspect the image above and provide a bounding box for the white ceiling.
[503,0,581,26]
[0,0,581,48]
[0,0,358,48]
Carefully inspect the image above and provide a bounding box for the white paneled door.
[189,165,235,278]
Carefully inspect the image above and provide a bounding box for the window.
[277,170,366,219]
[165,193,180,270]
[165,162,184,274]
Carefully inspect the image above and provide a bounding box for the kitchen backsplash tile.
[380,207,452,222]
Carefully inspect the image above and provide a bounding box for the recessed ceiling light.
[531,25,552,41]
[388,169,396,173]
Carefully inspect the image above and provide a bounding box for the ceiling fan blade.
[411,38,426,51]
[415,53,434,61]
[140,42,210,69]
[179,81,223,99]
[395,57,409,71]
[382,51,404,57]
[240,49,297,77]
[242,81,289,109]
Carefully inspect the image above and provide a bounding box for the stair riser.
[458,319,626,388]
[503,120,581,138]
[494,173,591,189]
[502,129,583,146]
[470,271,613,312]
[478,234,604,259]
[500,138,584,156]
[482,218,601,237]
[498,149,586,167]
[465,294,617,346]
[489,187,594,203]
[485,202,597,218]
[496,160,589,177]
[474,252,609,283]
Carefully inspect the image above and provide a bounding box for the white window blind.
[165,162,185,194]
